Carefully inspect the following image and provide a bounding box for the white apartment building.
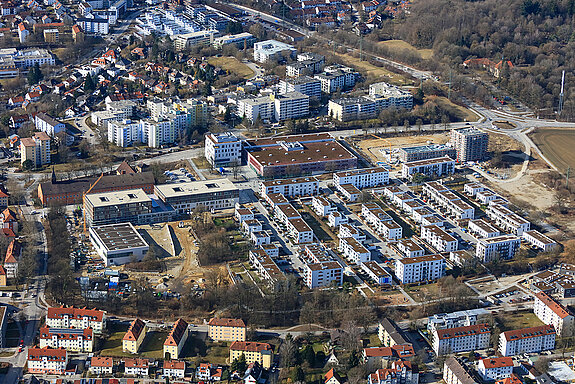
[301,245,343,288]
[396,238,425,258]
[124,358,150,377]
[379,220,403,241]
[337,183,361,201]
[312,196,336,217]
[476,235,520,263]
[468,219,500,239]
[395,254,445,284]
[498,325,556,357]
[369,82,414,109]
[362,261,393,285]
[35,112,64,137]
[205,132,242,166]
[46,307,106,334]
[464,182,485,197]
[39,327,94,352]
[328,211,348,228]
[427,311,478,334]
[278,76,322,99]
[333,167,389,189]
[235,206,254,223]
[534,292,575,336]
[27,347,68,375]
[421,225,458,253]
[477,357,514,381]
[361,202,403,240]
[338,223,366,242]
[89,356,114,375]
[253,40,296,63]
[522,230,558,252]
[339,236,371,264]
[443,357,478,384]
[402,157,455,181]
[260,177,319,199]
[315,65,358,94]
[287,218,314,244]
[432,323,490,355]
[487,204,531,236]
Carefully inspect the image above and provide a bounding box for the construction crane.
[82,173,104,233]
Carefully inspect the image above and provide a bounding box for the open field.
[334,53,414,86]
[404,283,439,302]
[208,56,254,79]
[378,40,434,60]
[495,311,543,332]
[432,96,481,123]
[531,128,575,174]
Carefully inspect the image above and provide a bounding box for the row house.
[487,204,530,236]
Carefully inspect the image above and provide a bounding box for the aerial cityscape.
[0,0,575,383]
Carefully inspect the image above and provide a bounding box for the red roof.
[363,344,415,358]
[39,327,93,340]
[5,240,21,264]
[208,318,246,327]
[91,356,113,367]
[124,358,149,368]
[164,319,188,346]
[47,306,105,322]
[28,346,66,361]
[325,368,341,383]
[480,357,513,369]
[123,318,146,341]
[163,360,185,370]
[435,323,490,340]
[536,292,573,319]
[501,325,555,342]
[229,341,272,353]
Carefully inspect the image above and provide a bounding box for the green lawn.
[140,331,169,359]
[496,311,544,332]
[201,341,230,365]
[208,57,254,79]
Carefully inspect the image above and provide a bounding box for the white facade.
[46,307,105,334]
[287,218,314,244]
[396,238,425,258]
[487,204,530,236]
[468,219,500,239]
[35,113,64,137]
[402,157,455,180]
[477,358,513,381]
[334,167,389,189]
[476,235,520,263]
[205,132,242,166]
[253,40,296,63]
[395,254,445,284]
[498,325,556,357]
[421,225,458,253]
[27,347,68,375]
[39,328,94,352]
[338,223,366,242]
[522,230,558,252]
[339,237,370,265]
[432,324,490,355]
[261,177,319,199]
[534,292,575,336]
[443,357,477,384]
[328,211,348,228]
[312,196,336,217]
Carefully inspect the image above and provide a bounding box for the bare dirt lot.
[356,132,450,163]
[531,128,575,174]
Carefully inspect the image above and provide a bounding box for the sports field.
[531,128,575,174]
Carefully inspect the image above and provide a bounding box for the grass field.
[496,311,543,332]
[333,53,414,86]
[432,96,480,122]
[208,56,254,79]
[100,327,169,359]
[531,128,575,174]
[378,40,434,60]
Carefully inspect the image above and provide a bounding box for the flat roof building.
[89,223,149,266]
[450,127,489,163]
[155,179,239,214]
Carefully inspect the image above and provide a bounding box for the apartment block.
[476,235,520,263]
[249,248,284,284]
[124,358,150,376]
[432,323,490,355]
[477,357,513,381]
[123,318,147,354]
[368,360,419,384]
[487,204,530,235]
[315,65,359,93]
[288,218,314,244]
[378,318,409,346]
[421,182,475,220]
[522,230,558,252]
[339,223,367,242]
[312,196,336,217]
[278,76,322,99]
[402,157,455,181]
[334,167,389,189]
[395,254,445,284]
[205,132,242,166]
[229,341,274,369]
[20,132,51,168]
[208,318,246,342]
[498,325,556,357]
[260,177,319,199]
[421,225,458,253]
[301,244,343,289]
[328,211,348,228]
[339,236,371,265]
[362,261,392,285]
[397,144,456,163]
[427,311,478,334]
[468,219,500,239]
[361,202,402,240]
[155,179,239,214]
[443,357,478,384]
[90,356,114,375]
[27,347,68,375]
[534,292,575,336]
[39,327,94,352]
[450,127,489,162]
[46,306,105,334]
[35,112,64,136]
[396,238,425,258]
[163,319,189,359]
[253,40,296,63]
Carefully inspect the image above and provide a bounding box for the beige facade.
[208,318,246,342]
[229,341,273,369]
[20,132,50,168]
[123,318,147,354]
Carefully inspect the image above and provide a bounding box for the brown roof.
[535,292,572,319]
[39,172,154,197]
[501,325,555,342]
[164,318,188,346]
[435,323,490,340]
[208,318,246,328]
[117,160,136,175]
[4,240,20,264]
[229,341,273,353]
[163,360,185,370]
[91,356,113,367]
[123,318,146,341]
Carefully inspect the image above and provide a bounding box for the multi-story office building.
[39,327,94,352]
[421,225,458,253]
[253,40,296,63]
[397,144,457,163]
[401,157,455,180]
[395,254,445,284]
[27,347,68,375]
[278,76,322,99]
[432,323,490,355]
[450,127,489,163]
[498,325,556,357]
[334,167,389,189]
[534,292,575,336]
[46,306,106,334]
[204,132,242,166]
[229,341,274,368]
[89,223,150,266]
[155,179,239,214]
[476,235,520,263]
[208,318,246,342]
[20,132,51,168]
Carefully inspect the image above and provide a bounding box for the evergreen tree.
[230,354,247,373]
[84,75,96,92]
